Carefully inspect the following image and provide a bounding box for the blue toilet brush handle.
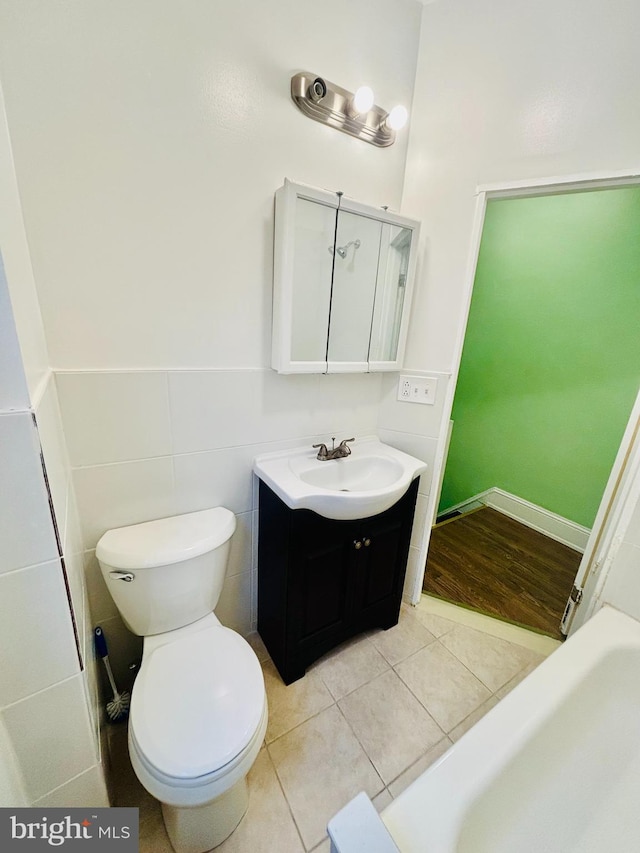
[94,625,109,659]
[94,626,122,703]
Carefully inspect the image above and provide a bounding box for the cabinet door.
[352,515,406,629]
[351,480,419,631]
[288,513,356,662]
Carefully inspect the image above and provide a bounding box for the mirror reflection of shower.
[328,238,361,259]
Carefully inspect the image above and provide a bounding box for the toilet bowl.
[96,508,267,853]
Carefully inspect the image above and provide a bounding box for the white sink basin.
[254,436,427,520]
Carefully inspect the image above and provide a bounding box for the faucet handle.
[338,437,355,455]
[312,442,329,460]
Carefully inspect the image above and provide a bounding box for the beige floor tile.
[368,608,436,665]
[268,705,383,850]
[372,788,393,811]
[419,594,560,655]
[312,635,389,700]
[138,808,173,853]
[339,669,443,785]
[387,737,452,798]
[412,606,457,638]
[395,641,491,732]
[312,789,392,852]
[495,660,542,699]
[108,724,158,819]
[262,659,334,744]
[439,624,544,692]
[246,631,271,663]
[217,748,304,853]
[448,695,500,742]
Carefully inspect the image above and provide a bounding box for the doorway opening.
[422,183,640,638]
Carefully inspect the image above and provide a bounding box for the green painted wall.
[439,187,640,528]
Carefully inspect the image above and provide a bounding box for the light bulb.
[386,105,408,131]
[352,86,374,115]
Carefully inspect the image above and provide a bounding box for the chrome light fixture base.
[291,72,396,148]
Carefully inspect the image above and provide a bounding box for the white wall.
[597,491,640,621]
[0,262,108,807]
[400,0,640,595]
[403,0,640,373]
[0,85,49,399]
[0,0,426,651]
[0,0,421,370]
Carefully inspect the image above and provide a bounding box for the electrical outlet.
[397,375,438,405]
[399,377,412,400]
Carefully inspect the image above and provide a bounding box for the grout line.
[384,735,451,795]
[333,699,385,794]
[263,746,309,852]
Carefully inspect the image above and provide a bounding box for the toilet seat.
[129,698,268,808]
[129,624,266,804]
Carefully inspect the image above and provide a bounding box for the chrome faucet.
[312,437,355,461]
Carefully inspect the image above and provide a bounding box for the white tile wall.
[93,614,143,692]
[173,444,256,518]
[73,456,176,548]
[2,674,98,802]
[56,372,172,466]
[377,428,439,498]
[84,550,120,623]
[0,411,59,574]
[168,370,320,453]
[35,378,70,544]
[0,561,79,707]
[228,511,254,578]
[0,361,107,807]
[377,372,449,437]
[55,367,456,667]
[311,373,385,437]
[377,371,451,602]
[0,253,30,412]
[625,495,640,549]
[32,764,109,808]
[0,716,27,806]
[403,545,424,602]
[216,571,253,636]
[56,368,392,662]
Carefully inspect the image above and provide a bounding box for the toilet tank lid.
[96,508,236,570]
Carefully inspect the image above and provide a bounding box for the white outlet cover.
[397,375,438,405]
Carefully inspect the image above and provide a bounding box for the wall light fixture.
[290,72,408,148]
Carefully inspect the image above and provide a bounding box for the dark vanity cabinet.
[257,478,419,684]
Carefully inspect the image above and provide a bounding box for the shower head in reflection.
[328,239,361,258]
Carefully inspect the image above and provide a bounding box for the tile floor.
[108,595,560,853]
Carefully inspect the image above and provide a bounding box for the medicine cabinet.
[271,179,420,374]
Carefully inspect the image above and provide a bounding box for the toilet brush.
[94,626,130,723]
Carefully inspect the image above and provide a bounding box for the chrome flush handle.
[109,571,135,582]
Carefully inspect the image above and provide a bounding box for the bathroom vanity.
[257,478,419,685]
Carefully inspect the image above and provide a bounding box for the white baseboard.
[439,487,590,553]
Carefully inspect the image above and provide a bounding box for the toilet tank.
[96,508,236,636]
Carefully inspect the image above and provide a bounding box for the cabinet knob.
[363,538,371,547]
[353,540,362,550]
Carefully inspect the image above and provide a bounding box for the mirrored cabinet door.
[327,211,383,371]
[369,223,413,365]
[290,196,335,363]
[272,179,420,374]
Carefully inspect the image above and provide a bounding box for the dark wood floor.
[423,507,581,639]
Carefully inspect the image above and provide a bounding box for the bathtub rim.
[380,605,640,852]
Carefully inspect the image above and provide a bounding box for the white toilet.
[96,507,267,853]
